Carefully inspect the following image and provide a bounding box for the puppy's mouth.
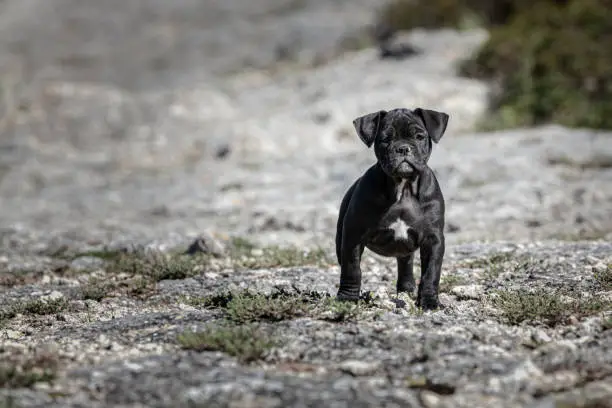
[394,160,416,176]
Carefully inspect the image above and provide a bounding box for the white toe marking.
[388,217,410,240]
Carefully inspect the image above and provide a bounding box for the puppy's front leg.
[416,233,445,310]
[337,242,365,302]
[397,253,416,297]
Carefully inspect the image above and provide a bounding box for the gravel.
[1,1,611,407]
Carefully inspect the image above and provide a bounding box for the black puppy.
[335,108,449,310]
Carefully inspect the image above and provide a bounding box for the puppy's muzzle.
[395,145,411,155]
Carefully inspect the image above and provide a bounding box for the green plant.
[378,0,612,130]
[227,238,332,270]
[108,251,200,282]
[491,288,609,326]
[0,351,59,388]
[20,298,67,316]
[225,293,312,324]
[177,324,277,363]
[460,0,612,130]
[321,298,365,322]
[594,264,612,290]
[459,251,518,281]
[183,289,382,323]
[0,307,17,327]
[439,274,469,293]
[80,278,113,301]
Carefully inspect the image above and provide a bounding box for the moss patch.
[225,293,313,324]
[0,350,59,389]
[182,290,377,323]
[177,324,277,363]
[594,264,612,291]
[1,297,68,325]
[109,252,201,282]
[491,288,609,326]
[80,278,113,301]
[20,298,68,316]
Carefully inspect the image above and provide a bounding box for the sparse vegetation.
[547,154,612,170]
[378,0,612,130]
[109,251,201,282]
[20,297,67,316]
[0,271,38,288]
[80,278,113,301]
[321,298,366,322]
[0,350,59,388]
[71,249,126,262]
[594,264,612,291]
[459,0,612,130]
[177,324,277,363]
[458,251,516,281]
[460,252,515,269]
[1,297,68,325]
[98,238,331,292]
[439,274,469,293]
[548,229,611,242]
[224,293,312,324]
[225,237,332,270]
[491,288,610,326]
[182,289,379,323]
[0,307,18,327]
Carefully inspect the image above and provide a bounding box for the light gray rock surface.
[1,1,611,407]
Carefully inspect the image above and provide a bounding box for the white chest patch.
[388,217,410,240]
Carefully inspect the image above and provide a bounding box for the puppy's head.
[353,108,449,179]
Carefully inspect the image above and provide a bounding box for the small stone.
[215,144,231,159]
[124,362,144,372]
[338,360,380,377]
[3,329,24,340]
[451,284,484,300]
[592,262,608,274]
[185,232,226,257]
[420,390,443,408]
[532,329,551,345]
[533,370,580,395]
[250,248,264,257]
[42,290,65,302]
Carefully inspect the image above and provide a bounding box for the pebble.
[338,360,380,377]
[451,284,484,300]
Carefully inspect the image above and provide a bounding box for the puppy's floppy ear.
[352,110,386,148]
[414,108,449,144]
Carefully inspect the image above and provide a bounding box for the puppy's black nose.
[396,145,411,155]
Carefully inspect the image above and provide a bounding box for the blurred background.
[0,0,611,256]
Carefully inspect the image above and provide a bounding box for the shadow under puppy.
[335,108,448,310]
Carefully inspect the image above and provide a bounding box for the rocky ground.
[1,1,611,407]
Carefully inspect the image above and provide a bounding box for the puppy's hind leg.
[397,253,416,298]
[335,181,358,266]
[337,241,365,302]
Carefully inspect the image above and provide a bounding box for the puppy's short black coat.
[335,108,449,310]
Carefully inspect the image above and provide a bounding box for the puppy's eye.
[416,133,426,141]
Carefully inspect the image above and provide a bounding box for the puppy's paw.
[336,288,361,303]
[416,293,442,311]
[396,283,416,299]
